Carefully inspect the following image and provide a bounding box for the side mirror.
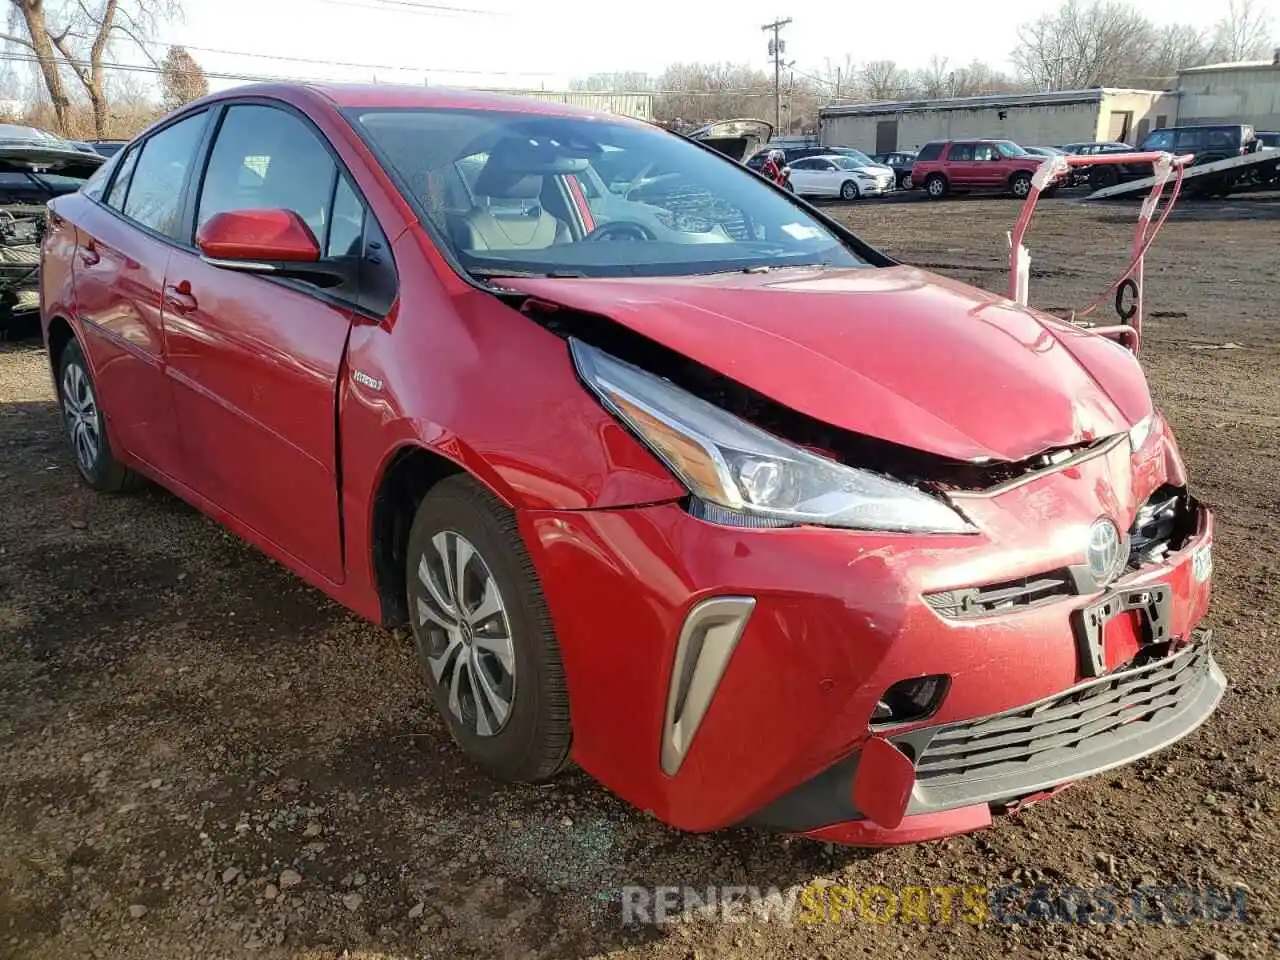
[196,209,347,285]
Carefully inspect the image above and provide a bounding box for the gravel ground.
[1,192,1278,960]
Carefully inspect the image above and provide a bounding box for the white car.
[786,153,896,200]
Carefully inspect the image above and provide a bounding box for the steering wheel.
[583,220,656,242]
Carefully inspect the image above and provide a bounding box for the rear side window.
[196,104,338,244]
[104,145,140,210]
[1205,128,1235,148]
[949,143,975,161]
[122,111,208,239]
[1174,129,1203,149]
[916,142,944,161]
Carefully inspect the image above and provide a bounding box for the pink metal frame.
[1008,151,1193,357]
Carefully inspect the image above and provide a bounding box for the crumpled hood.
[502,264,1154,463]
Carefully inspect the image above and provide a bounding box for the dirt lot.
[2,193,1278,960]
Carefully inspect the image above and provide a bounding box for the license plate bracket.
[1072,584,1172,677]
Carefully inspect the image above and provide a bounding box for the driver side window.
[196,105,337,246]
[973,144,998,161]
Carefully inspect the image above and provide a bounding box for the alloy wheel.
[414,530,517,737]
[61,361,101,474]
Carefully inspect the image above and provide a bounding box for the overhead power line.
[0,49,783,95]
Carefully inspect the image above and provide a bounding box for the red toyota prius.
[40,83,1223,846]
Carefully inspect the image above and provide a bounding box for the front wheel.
[57,338,138,493]
[839,180,860,201]
[1010,172,1032,198]
[405,475,571,783]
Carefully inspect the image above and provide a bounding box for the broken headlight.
[570,339,974,534]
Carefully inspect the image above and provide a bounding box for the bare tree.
[1212,0,1272,60]
[861,60,910,100]
[1012,0,1155,89]
[159,43,205,111]
[950,59,1024,96]
[569,71,652,92]
[2,0,179,136]
[651,62,774,124]
[914,54,951,98]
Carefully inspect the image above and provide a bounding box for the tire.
[1090,166,1120,191]
[405,474,571,783]
[839,179,859,201]
[925,174,948,199]
[1010,172,1032,198]
[899,173,912,190]
[57,338,138,493]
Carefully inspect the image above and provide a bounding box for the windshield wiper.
[467,267,588,279]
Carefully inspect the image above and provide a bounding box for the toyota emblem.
[1085,518,1125,586]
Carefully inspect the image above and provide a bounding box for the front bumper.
[520,438,1217,845]
[857,178,895,196]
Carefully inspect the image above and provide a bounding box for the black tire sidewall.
[1011,173,1031,197]
[57,339,117,489]
[927,175,946,197]
[840,180,858,200]
[405,477,569,782]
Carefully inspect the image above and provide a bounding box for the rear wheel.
[1010,172,1033,198]
[839,179,860,201]
[405,475,571,783]
[925,174,948,199]
[1090,166,1120,191]
[57,338,138,493]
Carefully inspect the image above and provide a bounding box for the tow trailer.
[1083,148,1280,201]
[1007,151,1193,358]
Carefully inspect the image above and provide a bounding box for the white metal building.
[819,88,1176,153]
[1176,57,1280,129]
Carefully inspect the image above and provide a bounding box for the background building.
[472,89,653,121]
[1175,56,1280,129]
[819,88,1176,152]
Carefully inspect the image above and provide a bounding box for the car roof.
[198,81,632,123]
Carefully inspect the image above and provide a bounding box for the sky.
[5,0,1275,98]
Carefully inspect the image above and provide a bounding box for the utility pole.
[762,17,792,133]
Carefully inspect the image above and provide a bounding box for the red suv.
[41,84,1221,847]
[912,139,1065,199]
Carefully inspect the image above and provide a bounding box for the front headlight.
[1128,413,1154,452]
[570,339,974,534]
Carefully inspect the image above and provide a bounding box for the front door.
[163,103,357,582]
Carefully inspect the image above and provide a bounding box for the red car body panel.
[520,428,1211,833]
[500,269,1153,463]
[40,83,1221,848]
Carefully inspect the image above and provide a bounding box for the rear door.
[67,110,211,481]
[786,158,823,195]
[162,101,364,582]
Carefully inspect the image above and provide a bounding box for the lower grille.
[925,570,1074,618]
[892,635,1224,813]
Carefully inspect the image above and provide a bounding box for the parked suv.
[910,139,1064,199]
[1088,124,1259,189]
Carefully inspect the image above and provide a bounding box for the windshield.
[832,148,873,165]
[996,141,1028,157]
[349,107,869,279]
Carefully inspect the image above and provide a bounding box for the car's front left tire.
[57,338,138,493]
[839,180,859,201]
[405,474,572,782]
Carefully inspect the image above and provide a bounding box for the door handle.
[163,282,198,313]
[78,241,100,266]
